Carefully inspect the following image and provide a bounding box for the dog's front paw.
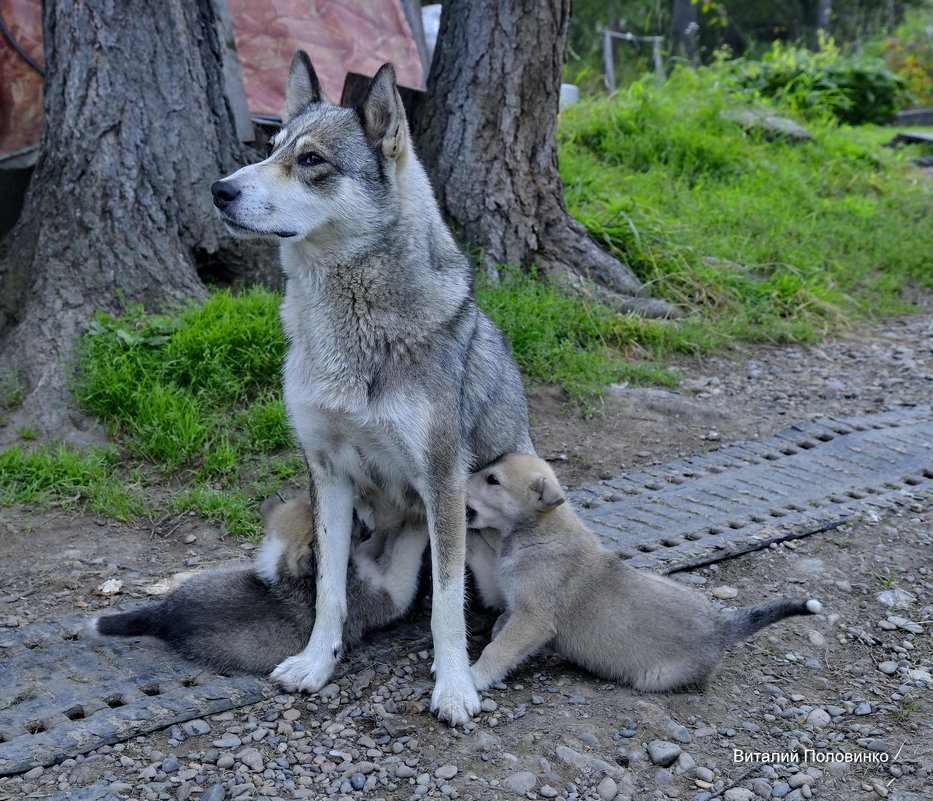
[270,654,336,694]
[431,679,480,726]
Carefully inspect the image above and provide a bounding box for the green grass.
[558,67,932,344]
[0,444,145,519]
[476,267,679,400]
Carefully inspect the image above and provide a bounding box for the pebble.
[712,585,739,600]
[161,756,180,773]
[772,782,791,798]
[480,698,498,712]
[597,776,618,800]
[646,740,682,767]
[502,771,537,794]
[695,767,715,783]
[878,661,898,675]
[540,786,559,798]
[788,774,814,788]
[181,719,211,737]
[724,789,755,801]
[807,630,826,647]
[349,773,366,790]
[806,708,831,728]
[202,786,226,801]
[237,747,264,772]
[435,765,458,780]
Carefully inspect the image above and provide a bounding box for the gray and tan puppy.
[465,454,821,692]
[93,494,427,675]
[210,53,533,723]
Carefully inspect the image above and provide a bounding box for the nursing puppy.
[93,494,427,675]
[465,454,821,692]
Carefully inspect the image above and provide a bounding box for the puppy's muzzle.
[211,180,240,211]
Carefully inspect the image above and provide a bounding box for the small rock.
[854,702,873,715]
[694,767,715,783]
[435,765,458,780]
[878,661,898,675]
[480,698,498,713]
[646,740,682,767]
[282,708,301,721]
[502,771,537,794]
[724,789,756,801]
[212,735,241,749]
[807,630,826,647]
[395,765,416,778]
[540,786,559,798]
[772,782,791,798]
[712,586,739,600]
[318,683,340,700]
[349,773,366,791]
[237,747,264,772]
[202,786,226,801]
[181,720,210,737]
[216,754,234,769]
[806,708,831,728]
[875,589,915,608]
[597,776,617,801]
[161,757,181,773]
[788,774,813,788]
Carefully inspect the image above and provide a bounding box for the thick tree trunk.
[0,0,274,440]
[415,0,673,318]
[669,0,699,64]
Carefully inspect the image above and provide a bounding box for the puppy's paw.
[431,679,480,726]
[270,654,336,694]
[470,665,494,693]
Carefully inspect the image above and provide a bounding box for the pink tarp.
[0,0,424,155]
[229,0,424,116]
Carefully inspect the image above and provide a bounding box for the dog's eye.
[485,474,500,486]
[298,152,324,167]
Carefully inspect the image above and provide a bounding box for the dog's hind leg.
[270,474,354,693]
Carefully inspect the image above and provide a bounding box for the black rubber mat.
[573,406,933,572]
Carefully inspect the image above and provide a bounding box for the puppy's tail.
[92,608,161,637]
[724,598,821,645]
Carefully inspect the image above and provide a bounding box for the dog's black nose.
[211,180,240,210]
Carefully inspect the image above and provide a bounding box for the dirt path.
[1,306,930,801]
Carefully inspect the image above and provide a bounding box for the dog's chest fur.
[279,252,460,512]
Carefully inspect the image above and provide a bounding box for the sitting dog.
[465,454,821,692]
[92,493,427,675]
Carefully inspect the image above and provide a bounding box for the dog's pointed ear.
[285,51,328,120]
[359,64,408,160]
[531,476,565,512]
[259,491,287,523]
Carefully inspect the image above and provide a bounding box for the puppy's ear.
[286,51,328,120]
[259,491,287,524]
[359,63,408,160]
[531,476,565,512]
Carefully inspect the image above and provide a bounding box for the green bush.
[727,39,909,124]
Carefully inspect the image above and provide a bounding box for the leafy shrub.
[881,10,933,106]
[728,38,909,124]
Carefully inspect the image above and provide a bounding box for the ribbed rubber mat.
[572,407,933,572]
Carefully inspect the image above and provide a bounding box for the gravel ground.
[1,305,931,801]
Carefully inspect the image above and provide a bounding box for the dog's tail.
[724,598,821,645]
[91,608,161,637]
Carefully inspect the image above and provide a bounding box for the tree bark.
[415,0,673,318]
[0,0,274,440]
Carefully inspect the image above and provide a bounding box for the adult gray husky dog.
[210,53,533,723]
